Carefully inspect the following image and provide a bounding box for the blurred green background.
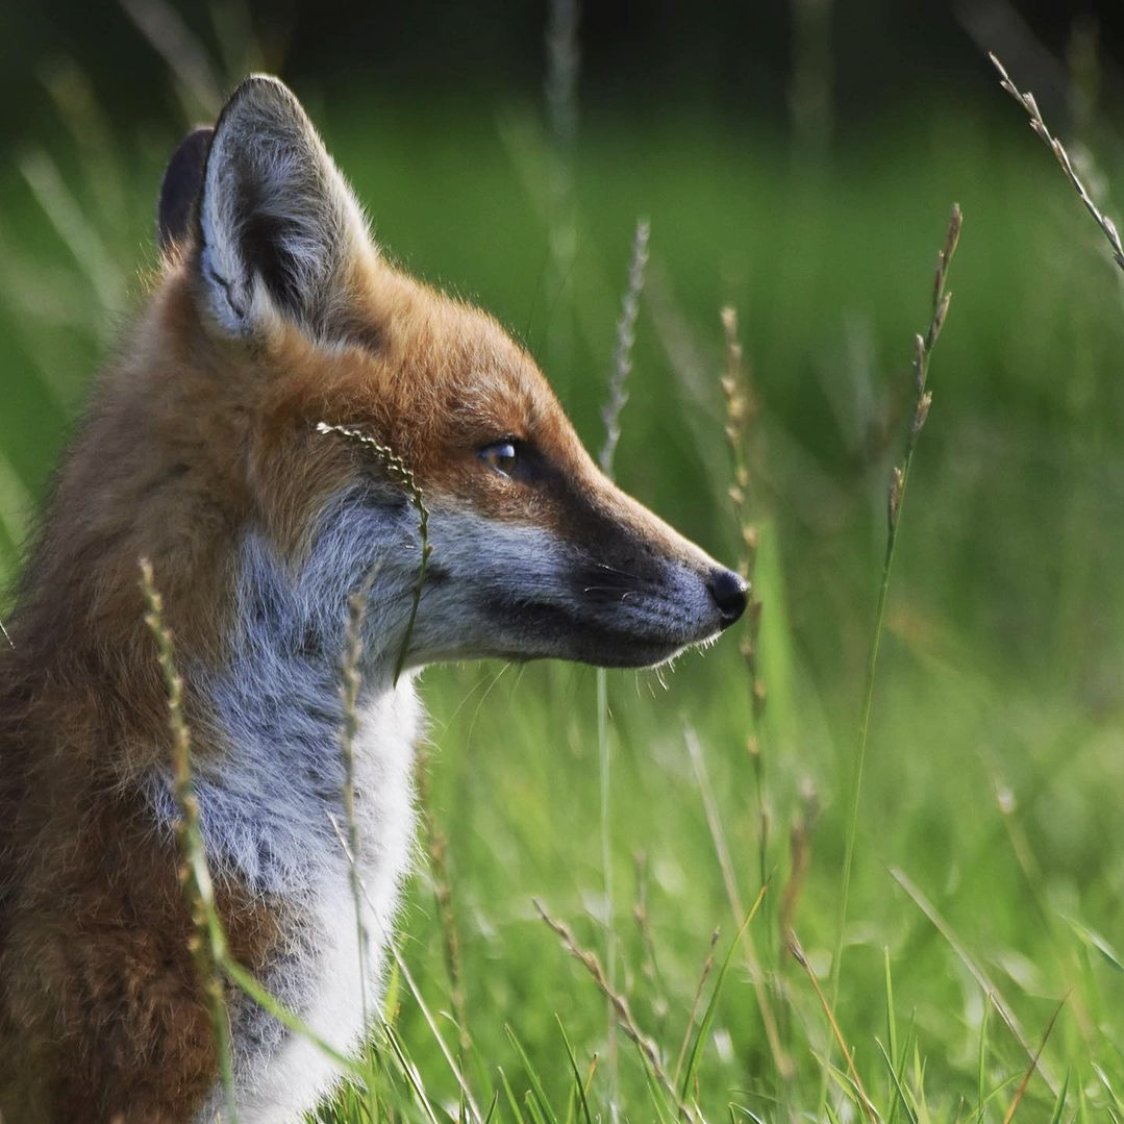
[3,2,1124,1120]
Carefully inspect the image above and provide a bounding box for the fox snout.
[397,460,748,670]
[560,484,750,665]
[558,472,749,663]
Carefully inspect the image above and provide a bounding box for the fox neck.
[146,490,423,898]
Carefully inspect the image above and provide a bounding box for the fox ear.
[158,126,213,253]
[195,75,371,340]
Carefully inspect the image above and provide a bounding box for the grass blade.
[875,1037,917,1124]
[555,1014,594,1124]
[679,886,767,1102]
[506,1023,562,1124]
[891,867,1059,1095]
[1002,995,1066,1123]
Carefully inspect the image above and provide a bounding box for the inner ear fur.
[194,75,372,342]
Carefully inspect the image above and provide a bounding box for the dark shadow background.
[3,1,1124,148]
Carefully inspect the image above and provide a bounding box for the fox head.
[115,76,748,680]
[147,75,748,674]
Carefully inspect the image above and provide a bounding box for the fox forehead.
[185,259,593,554]
[256,266,583,480]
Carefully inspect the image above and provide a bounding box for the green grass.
[3,76,1124,1122]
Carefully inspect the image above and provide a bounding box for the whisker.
[592,562,643,581]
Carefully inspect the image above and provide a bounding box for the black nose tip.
[707,569,749,626]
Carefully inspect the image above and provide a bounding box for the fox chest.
[190,683,422,1124]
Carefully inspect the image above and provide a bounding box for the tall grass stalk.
[19,151,125,322]
[594,658,617,1101]
[991,53,1124,273]
[415,746,473,1060]
[595,215,649,1111]
[825,203,962,1100]
[139,558,239,1123]
[316,424,485,1115]
[141,561,396,1113]
[600,219,650,479]
[314,422,431,684]
[533,898,693,1120]
[1003,997,1065,1124]
[684,726,790,1082]
[117,0,224,117]
[714,310,793,1084]
[789,932,877,1124]
[718,308,768,892]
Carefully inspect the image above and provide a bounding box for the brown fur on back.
[0,270,285,1120]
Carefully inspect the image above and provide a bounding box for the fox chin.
[0,75,747,1124]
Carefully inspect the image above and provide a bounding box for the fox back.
[0,76,747,1123]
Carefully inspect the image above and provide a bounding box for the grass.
[829,201,961,1064]
[3,60,1124,1121]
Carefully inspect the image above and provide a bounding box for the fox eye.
[479,440,519,476]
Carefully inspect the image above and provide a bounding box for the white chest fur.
[195,680,421,1124]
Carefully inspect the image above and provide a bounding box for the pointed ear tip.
[233,72,291,96]
[224,73,303,117]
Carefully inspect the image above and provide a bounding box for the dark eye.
[479,440,519,476]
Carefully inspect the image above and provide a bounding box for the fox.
[0,76,748,1123]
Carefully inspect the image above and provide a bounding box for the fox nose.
[707,568,749,627]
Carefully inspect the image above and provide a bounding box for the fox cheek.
[407,513,567,657]
[403,506,741,670]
